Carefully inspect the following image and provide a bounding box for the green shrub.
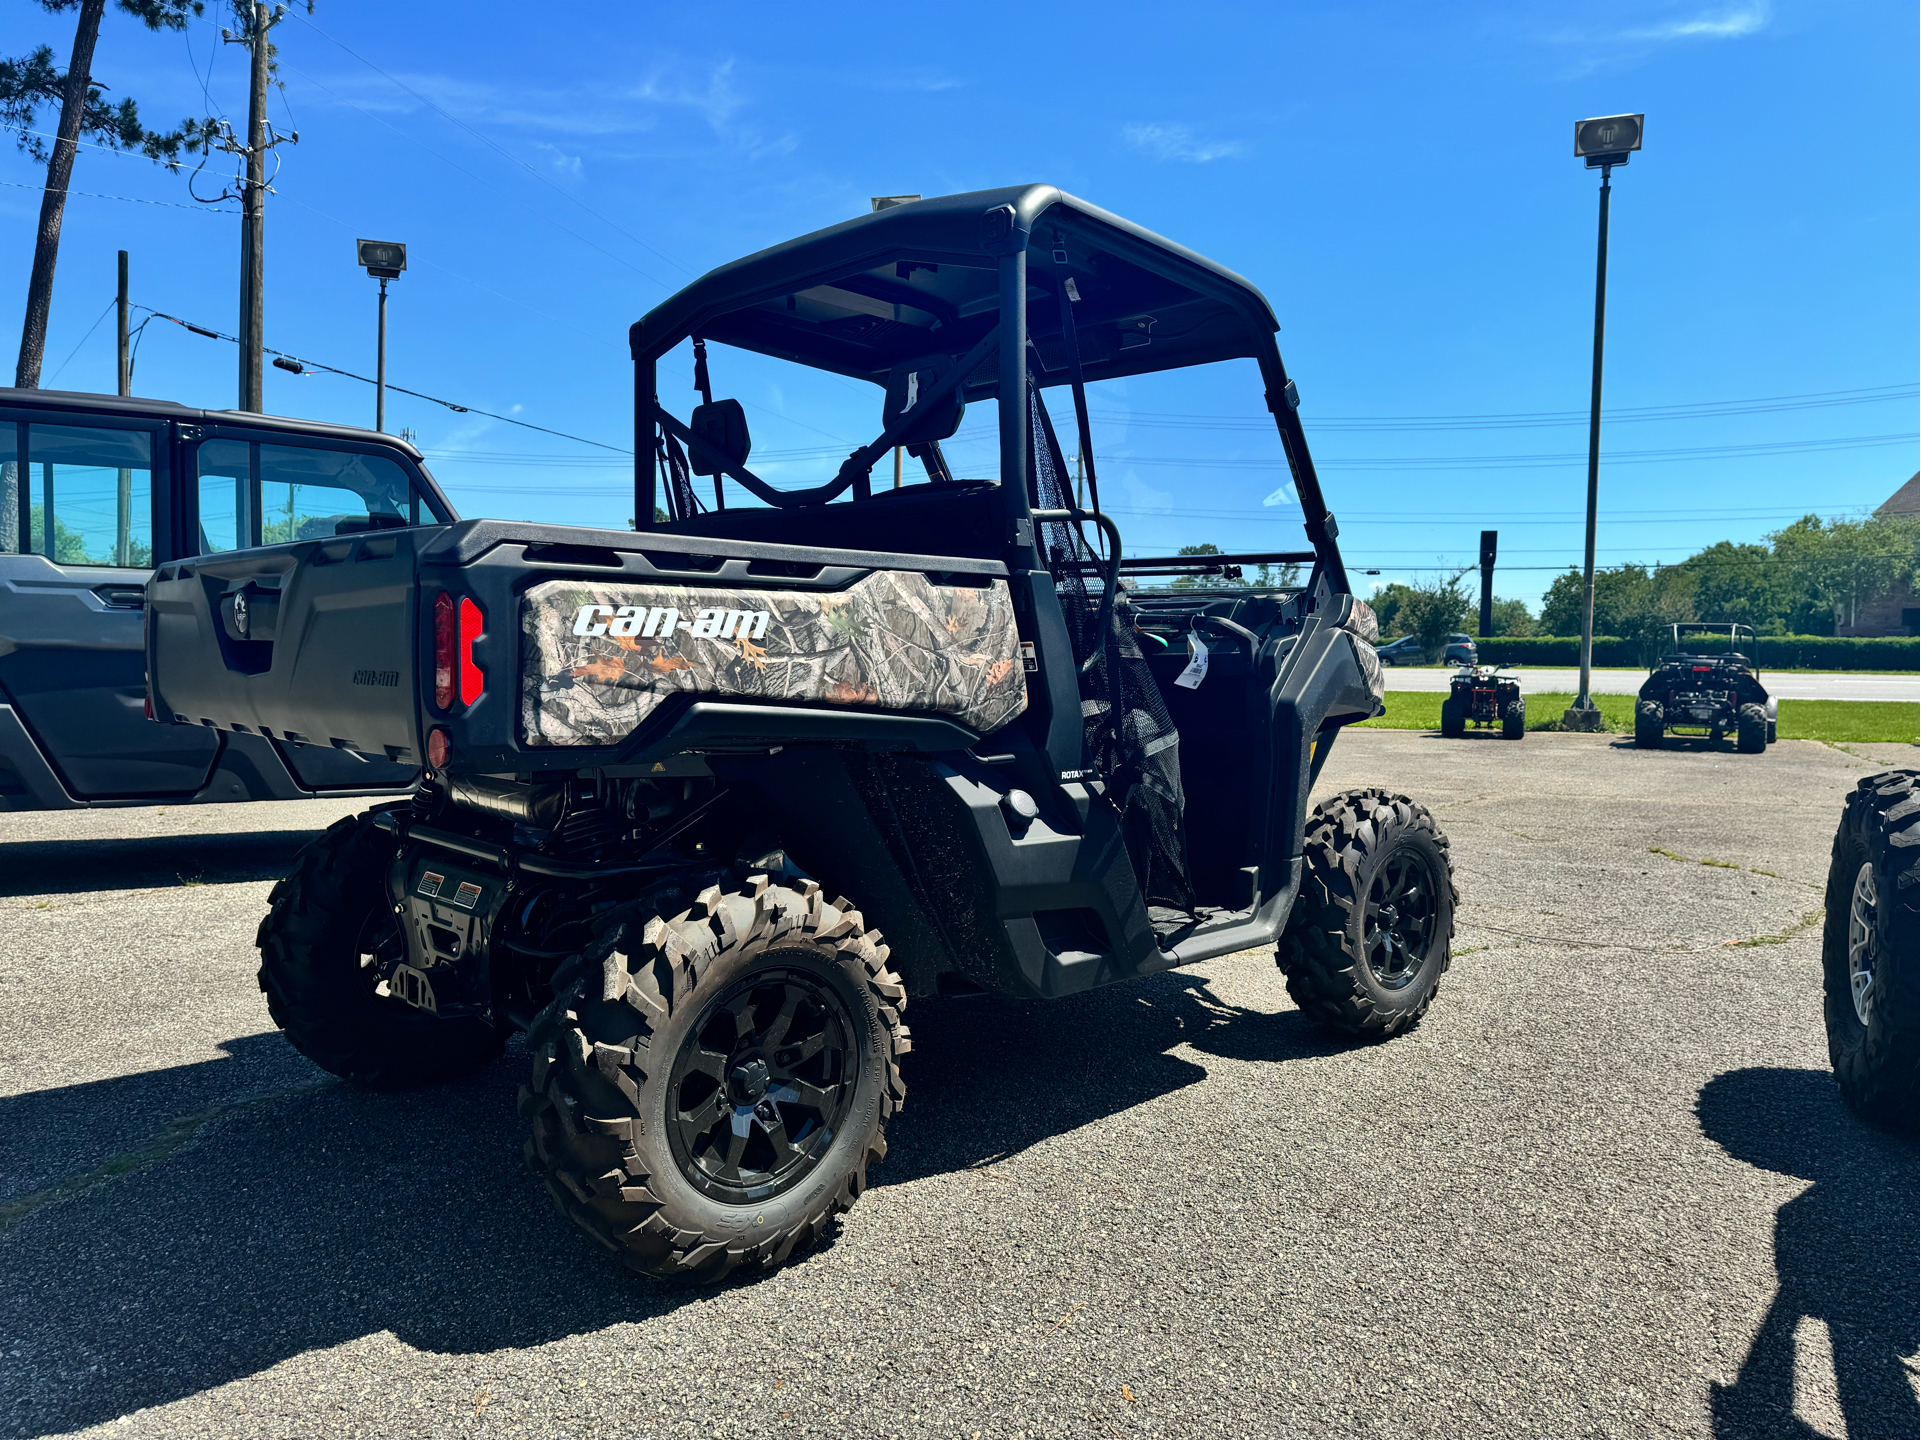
[1475,634,1917,672]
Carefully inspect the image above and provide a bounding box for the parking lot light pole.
[1565,114,1644,731]
[356,239,406,432]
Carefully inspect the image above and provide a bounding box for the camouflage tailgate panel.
[521,572,1027,747]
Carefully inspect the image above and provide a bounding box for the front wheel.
[1634,700,1664,749]
[1278,789,1458,1038]
[256,811,506,1087]
[1439,696,1465,739]
[1736,702,1767,754]
[1822,770,1918,1130]
[1501,699,1526,740]
[520,876,909,1280]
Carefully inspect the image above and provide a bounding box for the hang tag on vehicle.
[1063,276,1082,303]
[1174,632,1209,689]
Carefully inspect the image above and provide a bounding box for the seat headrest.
[883,354,966,445]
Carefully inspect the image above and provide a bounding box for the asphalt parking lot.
[2,732,1916,1439]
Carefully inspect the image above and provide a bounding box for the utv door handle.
[1031,508,1122,675]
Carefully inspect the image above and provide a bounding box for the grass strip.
[1356,691,1918,742]
[1777,699,1919,744]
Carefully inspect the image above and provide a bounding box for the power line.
[1093,383,1920,433]
[0,176,239,214]
[136,305,632,453]
[45,298,115,384]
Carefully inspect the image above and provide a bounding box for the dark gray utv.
[147,185,1460,1281]
[0,390,452,809]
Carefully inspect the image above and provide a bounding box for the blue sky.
[3,0,1914,609]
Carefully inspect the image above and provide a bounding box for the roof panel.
[631,185,1280,391]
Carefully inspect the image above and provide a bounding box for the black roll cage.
[627,184,1349,596]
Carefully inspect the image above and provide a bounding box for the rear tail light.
[434,592,457,710]
[458,597,485,706]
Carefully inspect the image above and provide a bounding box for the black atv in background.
[1634,623,1777,753]
[148,185,1455,1281]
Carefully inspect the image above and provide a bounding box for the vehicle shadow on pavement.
[0,830,322,897]
[0,1044,658,1437]
[0,969,1322,1434]
[1695,1067,1919,1440]
[882,967,1346,1183]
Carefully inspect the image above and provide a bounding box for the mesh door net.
[1030,392,1196,914]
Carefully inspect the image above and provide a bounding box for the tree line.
[1367,507,1918,654]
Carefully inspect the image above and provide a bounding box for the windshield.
[648,336,1308,584]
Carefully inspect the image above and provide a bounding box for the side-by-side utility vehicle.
[148,186,1460,1280]
[1634,623,1777,752]
[0,391,449,808]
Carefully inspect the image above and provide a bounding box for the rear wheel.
[1439,696,1465,739]
[1822,771,1918,1130]
[1278,789,1458,1038]
[256,810,505,1087]
[1736,702,1767,754]
[520,876,908,1280]
[1501,699,1526,740]
[1634,700,1664,749]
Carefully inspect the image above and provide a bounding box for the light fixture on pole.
[1563,114,1643,732]
[356,238,406,433]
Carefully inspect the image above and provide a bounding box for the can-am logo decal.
[572,604,769,642]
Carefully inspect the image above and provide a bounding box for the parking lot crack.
[0,1078,335,1233]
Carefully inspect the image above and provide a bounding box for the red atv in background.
[1441,666,1525,740]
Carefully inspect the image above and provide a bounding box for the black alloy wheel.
[1278,788,1459,1038]
[1362,852,1441,990]
[668,966,859,1203]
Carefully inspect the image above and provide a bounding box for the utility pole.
[221,3,292,413]
[238,1,268,412]
[115,248,130,562]
[1565,113,1644,731]
[115,249,129,396]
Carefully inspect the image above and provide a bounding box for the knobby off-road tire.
[1501,699,1526,740]
[256,810,505,1087]
[1821,770,1918,1130]
[1736,702,1767,754]
[1634,700,1665,749]
[1278,788,1459,1038]
[520,876,909,1281]
[1439,696,1466,739]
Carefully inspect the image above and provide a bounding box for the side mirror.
[689,399,750,477]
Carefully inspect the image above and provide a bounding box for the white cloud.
[1621,2,1769,41]
[531,142,582,177]
[1122,123,1245,164]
